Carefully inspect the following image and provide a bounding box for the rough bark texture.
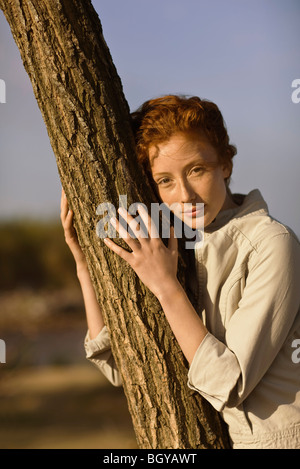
[0,0,231,449]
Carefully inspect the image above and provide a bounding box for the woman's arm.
[61,194,207,364]
[156,280,208,364]
[76,264,105,340]
[104,205,208,364]
[60,189,105,339]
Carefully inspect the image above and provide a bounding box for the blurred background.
[0,0,299,449]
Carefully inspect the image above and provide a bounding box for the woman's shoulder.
[226,189,299,251]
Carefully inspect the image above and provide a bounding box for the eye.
[190,166,205,175]
[156,177,171,186]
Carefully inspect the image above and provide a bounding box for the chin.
[203,213,217,229]
[181,217,205,231]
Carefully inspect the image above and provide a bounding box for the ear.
[222,161,232,180]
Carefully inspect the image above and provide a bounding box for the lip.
[184,209,203,218]
[183,205,205,216]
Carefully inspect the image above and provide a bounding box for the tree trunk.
[0,0,231,449]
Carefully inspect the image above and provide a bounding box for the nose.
[178,178,196,204]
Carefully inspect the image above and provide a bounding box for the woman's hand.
[60,188,87,272]
[103,205,179,301]
[60,188,105,337]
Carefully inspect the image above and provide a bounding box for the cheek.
[205,172,227,203]
[204,171,225,193]
[157,189,173,206]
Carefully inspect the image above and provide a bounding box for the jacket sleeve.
[84,326,122,387]
[187,232,300,412]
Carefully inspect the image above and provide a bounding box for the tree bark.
[0,0,231,449]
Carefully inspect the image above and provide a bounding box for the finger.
[168,225,178,252]
[60,187,67,208]
[136,204,160,240]
[65,207,74,228]
[110,216,140,251]
[63,216,76,242]
[103,237,132,264]
[60,195,69,221]
[117,207,148,241]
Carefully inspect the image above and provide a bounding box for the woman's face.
[149,131,233,229]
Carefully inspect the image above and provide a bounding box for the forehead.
[149,132,218,173]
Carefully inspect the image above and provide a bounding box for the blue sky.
[0,0,299,235]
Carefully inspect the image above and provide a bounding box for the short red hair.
[131,95,236,184]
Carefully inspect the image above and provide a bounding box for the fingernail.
[118,207,126,216]
[110,217,116,227]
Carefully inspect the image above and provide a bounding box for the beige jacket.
[84,189,300,449]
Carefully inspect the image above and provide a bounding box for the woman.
[61,95,300,449]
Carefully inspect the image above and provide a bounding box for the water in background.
[0,220,136,449]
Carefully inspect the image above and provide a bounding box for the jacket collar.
[205,189,269,233]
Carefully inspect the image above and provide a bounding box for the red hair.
[131,95,236,183]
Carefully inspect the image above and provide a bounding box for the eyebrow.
[152,158,217,178]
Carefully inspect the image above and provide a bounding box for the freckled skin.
[150,131,237,229]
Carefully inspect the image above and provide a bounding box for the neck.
[222,189,239,211]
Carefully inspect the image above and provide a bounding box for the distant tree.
[0,0,230,448]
